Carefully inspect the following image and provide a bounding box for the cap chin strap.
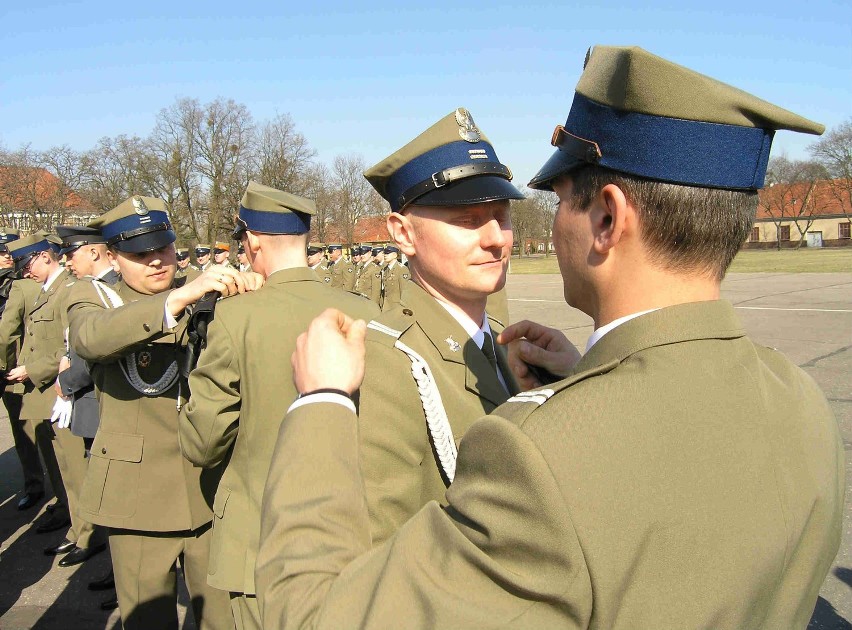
[398,162,512,211]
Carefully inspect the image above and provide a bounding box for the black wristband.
[298,388,353,399]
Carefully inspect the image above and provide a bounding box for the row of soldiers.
[0,45,844,630]
[308,243,410,308]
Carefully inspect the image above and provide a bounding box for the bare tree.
[256,113,316,196]
[530,189,557,256]
[509,191,535,257]
[809,118,852,221]
[329,154,383,246]
[80,135,154,212]
[762,157,828,249]
[304,163,334,244]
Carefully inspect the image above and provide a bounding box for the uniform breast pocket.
[83,431,143,519]
[30,313,58,339]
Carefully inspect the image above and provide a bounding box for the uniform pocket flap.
[92,431,144,463]
[212,487,230,518]
[31,312,55,323]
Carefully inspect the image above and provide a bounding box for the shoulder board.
[366,310,416,347]
[496,358,621,426]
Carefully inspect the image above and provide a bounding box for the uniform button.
[402,309,413,316]
[143,323,151,332]
[101,448,107,454]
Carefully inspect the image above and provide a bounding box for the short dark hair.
[567,166,757,280]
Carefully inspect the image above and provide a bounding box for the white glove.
[50,396,73,429]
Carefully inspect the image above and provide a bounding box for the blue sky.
[2,0,849,187]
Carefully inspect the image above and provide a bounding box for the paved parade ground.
[0,271,850,629]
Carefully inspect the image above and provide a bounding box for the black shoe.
[58,543,106,567]
[88,571,115,591]
[44,539,76,556]
[36,514,71,534]
[17,491,44,510]
[100,595,119,611]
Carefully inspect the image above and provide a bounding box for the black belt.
[397,162,512,210]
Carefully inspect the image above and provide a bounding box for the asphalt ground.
[0,271,849,629]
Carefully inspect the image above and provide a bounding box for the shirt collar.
[43,267,64,291]
[586,308,659,352]
[436,300,490,348]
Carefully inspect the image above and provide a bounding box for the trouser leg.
[53,427,104,548]
[33,418,69,518]
[2,391,43,494]
[229,593,262,630]
[181,522,232,630]
[108,528,181,630]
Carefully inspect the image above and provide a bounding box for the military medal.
[445,336,460,352]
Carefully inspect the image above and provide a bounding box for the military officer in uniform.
[193,244,212,271]
[354,246,382,305]
[66,196,244,630]
[179,181,379,630]
[379,245,409,309]
[307,243,330,284]
[0,228,45,510]
[175,247,195,279]
[3,236,81,547]
[236,243,252,272]
[213,241,232,268]
[327,244,355,291]
[257,46,843,630]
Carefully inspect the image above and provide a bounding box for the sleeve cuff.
[163,304,180,330]
[288,393,356,414]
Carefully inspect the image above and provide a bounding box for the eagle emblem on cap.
[132,196,149,216]
[455,108,481,143]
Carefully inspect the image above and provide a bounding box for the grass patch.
[508,248,852,274]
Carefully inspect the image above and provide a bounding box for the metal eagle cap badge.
[132,196,149,216]
[455,108,481,143]
[445,336,461,352]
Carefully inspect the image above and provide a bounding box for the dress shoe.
[36,514,71,534]
[44,538,76,556]
[58,543,106,567]
[88,571,115,591]
[16,491,44,510]
[100,595,119,611]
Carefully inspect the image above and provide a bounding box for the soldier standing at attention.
[0,228,45,511]
[379,244,409,309]
[175,247,195,279]
[193,244,212,271]
[307,243,330,285]
[236,243,252,272]
[179,181,378,630]
[257,46,843,629]
[354,246,382,305]
[213,241,232,268]
[66,196,248,630]
[327,244,355,291]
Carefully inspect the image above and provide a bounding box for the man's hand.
[292,309,367,395]
[166,265,266,317]
[50,396,73,429]
[53,355,71,395]
[6,365,28,383]
[498,320,582,390]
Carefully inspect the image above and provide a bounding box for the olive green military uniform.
[311,261,331,285]
[68,278,230,630]
[329,257,356,291]
[257,301,844,630]
[180,269,379,629]
[176,266,201,282]
[0,277,45,497]
[354,259,382,305]
[380,260,409,310]
[360,281,517,543]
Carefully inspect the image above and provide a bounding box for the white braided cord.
[91,280,180,398]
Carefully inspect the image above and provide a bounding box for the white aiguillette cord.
[91,281,182,410]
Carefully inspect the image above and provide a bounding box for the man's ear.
[387,212,416,257]
[592,183,633,255]
[245,232,262,255]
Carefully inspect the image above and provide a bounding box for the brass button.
[143,323,151,332]
[101,447,107,455]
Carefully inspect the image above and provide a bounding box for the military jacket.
[380,261,410,310]
[68,279,218,532]
[354,260,383,305]
[16,270,76,420]
[312,262,331,285]
[180,267,379,594]
[0,278,40,395]
[359,281,518,543]
[329,258,356,291]
[256,300,844,630]
[176,266,201,282]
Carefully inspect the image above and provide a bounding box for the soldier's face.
[0,250,12,269]
[66,247,95,279]
[551,177,595,313]
[404,200,511,305]
[114,244,177,295]
[196,253,210,265]
[214,251,229,264]
[374,253,384,264]
[238,253,248,264]
[177,257,190,269]
[329,250,341,262]
[307,252,322,266]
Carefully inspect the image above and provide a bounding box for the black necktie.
[481,331,498,372]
